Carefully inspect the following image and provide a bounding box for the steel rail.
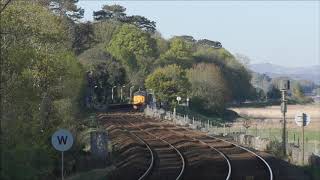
[209,135,273,180]
[110,120,155,180]
[152,116,272,180]
[163,127,231,180]
[125,119,185,180]
[128,131,154,180]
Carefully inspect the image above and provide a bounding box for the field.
[227,104,320,154]
[230,104,320,129]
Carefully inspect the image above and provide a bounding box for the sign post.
[295,112,311,165]
[51,129,74,180]
[176,96,181,105]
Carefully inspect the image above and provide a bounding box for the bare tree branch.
[0,0,13,14]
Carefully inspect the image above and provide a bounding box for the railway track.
[99,113,273,180]
[129,114,231,180]
[104,121,152,179]
[123,118,185,180]
[130,114,273,180]
[101,113,185,180]
[124,130,154,180]
[208,135,273,180]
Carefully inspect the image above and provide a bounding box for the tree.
[153,33,169,55]
[93,20,121,45]
[251,73,272,94]
[222,59,253,103]
[197,39,222,48]
[78,44,127,104]
[107,24,157,72]
[49,0,84,20]
[93,4,156,33]
[89,61,126,104]
[289,82,314,104]
[0,0,14,13]
[93,4,126,21]
[253,88,266,101]
[266,85,281,100]
[126,15,156,33]
[192,45,254,103]
[187,63,229,114]
[145,64,190,107]
[292,82,305,100]
[250,72,273,100]
[175,35,196,43]
[156,37,193,68]
[72,22,95,54]
[1,2,85,179]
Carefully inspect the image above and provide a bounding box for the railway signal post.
[280,80,290,156]
[295,112,311,165]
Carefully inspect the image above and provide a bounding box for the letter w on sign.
[57,136,68,145]
[52,129,74,152]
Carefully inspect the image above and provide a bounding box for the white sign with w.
[51,129,74,152]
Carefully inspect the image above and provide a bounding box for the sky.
[77,0,320,68]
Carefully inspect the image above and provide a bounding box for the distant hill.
[249,63,320,84]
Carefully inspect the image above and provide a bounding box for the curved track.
[155,122,273,180]
[209,135,273,180]
[99,112,273,180]
[100,113,186,180]
[128,131,155,180]
[124,119,185,180]
[128,115,231,180]
[130,114,273,180]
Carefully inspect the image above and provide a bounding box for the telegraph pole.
[280,80,290,156]
[111,86,116,102]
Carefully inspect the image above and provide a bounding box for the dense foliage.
[1,1,85,179]
[145,64,190,106]
[107,24,157,72]
[187,63,229,114]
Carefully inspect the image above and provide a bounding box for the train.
[106,89,154,111]
[132,90,154,110]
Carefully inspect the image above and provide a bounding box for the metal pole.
[61,151,64,180]
[130,86,134,101]
[302,125,305,165]
[281,89,287,156]
[111,86,116,101]
[112,88,114,101]
[282,110,286,156]
[120,87,123,101]
[186,98,189,107]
